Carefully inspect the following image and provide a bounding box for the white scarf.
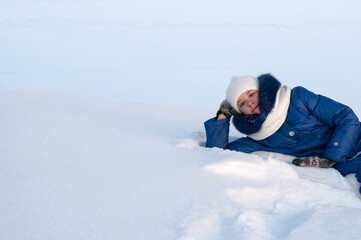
[247,86,292,140]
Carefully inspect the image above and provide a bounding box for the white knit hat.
[226,76,259,113]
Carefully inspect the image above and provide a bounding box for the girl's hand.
[216,100,236,119]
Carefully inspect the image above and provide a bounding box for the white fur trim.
[226,76,259,113]
[247,86,291,140]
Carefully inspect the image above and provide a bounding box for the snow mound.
[1,90,360,240]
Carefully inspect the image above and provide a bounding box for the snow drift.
[1,90,361,240]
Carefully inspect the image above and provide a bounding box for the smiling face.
[237,89,261,115]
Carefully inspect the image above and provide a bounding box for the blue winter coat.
[204,86,361,183]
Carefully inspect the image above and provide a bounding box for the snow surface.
[1,0,361,239]
[1,0,361,110]
[1,90,361,240]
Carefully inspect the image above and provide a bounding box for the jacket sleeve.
[295,87,360,163]
[204,117,231,149]
[204,117,265,153]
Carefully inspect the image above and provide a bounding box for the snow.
[1,0,361,111]
[1,90,361,239]
[1,0,361,239]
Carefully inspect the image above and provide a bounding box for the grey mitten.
[292,156,336,168]
[216,100,236,118]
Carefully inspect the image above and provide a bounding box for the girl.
[204,74,361,193]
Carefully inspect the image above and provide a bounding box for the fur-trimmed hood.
[232,74,282,135]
